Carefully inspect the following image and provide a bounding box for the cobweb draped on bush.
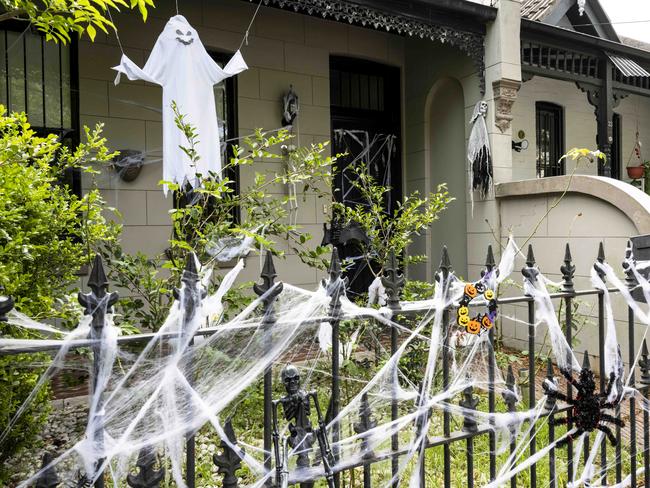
[5,238,650,487]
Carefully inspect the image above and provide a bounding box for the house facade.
[3,0,650,355]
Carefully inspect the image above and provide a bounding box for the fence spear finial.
[502,365,518,412]
[640,340,650,386]
[595,241,607,281]
[561,243,575,292]
[213,419,244,488]
[483,244,496,275]
[382,250,404,311]
[521,244,539,282]
[582,350,591,370]
[35,452,59,488]
[438,245,452,279]
[544,358,556,412]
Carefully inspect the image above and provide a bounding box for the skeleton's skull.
[281,364,301,395]
[176,29,194,45]
[479,101,488,116]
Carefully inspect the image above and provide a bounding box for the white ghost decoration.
[112,15,248,195]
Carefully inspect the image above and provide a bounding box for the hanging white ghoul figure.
[467,100,493,198]
[112,15,248,195]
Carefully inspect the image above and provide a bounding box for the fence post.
[325,248,344,488]
[382,250,403,488]
[35,452,59,488]
[253,251,283,486]
[483,245,497,481]
[640,339,650,488]
[502,365,518,488]
[521,245,538,485]
[78,254,119,488]
[544,358,556,488]
[623,241,637,486]
[595,242,608,484]
[213,419,243,488]
[438,246,452,488]
[460,383,478,488]
[174,253,205,488]
[353,392,376,488]
[126,446,164,488]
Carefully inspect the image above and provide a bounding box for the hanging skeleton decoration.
[467,100,493,199]
[112,15,248,195]
[578,0,586,16]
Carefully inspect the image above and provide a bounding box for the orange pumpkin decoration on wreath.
[457,279,498,336]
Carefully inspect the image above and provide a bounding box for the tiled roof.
[520,0,556,21]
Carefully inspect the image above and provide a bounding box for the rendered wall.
[403,39,481,282]
[497,177,650,368]
[77,0,405,290]
[513,76,650,181]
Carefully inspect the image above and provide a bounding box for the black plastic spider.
[542,367,624,447]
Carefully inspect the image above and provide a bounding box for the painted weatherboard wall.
[77,0,406,290]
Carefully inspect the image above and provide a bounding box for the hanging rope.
[175,0,179,16]
[106,8,125,55]
[238,0,264,51]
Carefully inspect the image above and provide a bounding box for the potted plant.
[627,130,644,179]
[627,164,645,179]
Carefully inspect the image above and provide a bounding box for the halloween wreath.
[456,281,498,335]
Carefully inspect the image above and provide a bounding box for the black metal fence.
[2,240,649,488]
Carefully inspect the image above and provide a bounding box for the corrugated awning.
[608,54,650,77]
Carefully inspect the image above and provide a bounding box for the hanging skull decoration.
[175,29,194,45]
[282,85,300,127]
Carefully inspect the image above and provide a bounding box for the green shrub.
[0,107,119,478]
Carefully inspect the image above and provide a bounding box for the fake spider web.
[2,238,650,487]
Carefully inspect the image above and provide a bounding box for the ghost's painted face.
[175,29,194,45]
[479,101,488,116]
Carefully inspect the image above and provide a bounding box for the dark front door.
[329,56,402,297]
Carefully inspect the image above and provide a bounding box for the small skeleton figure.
[273,365,335,488]
[276,365,315,468]
[542,367,624,447]
[282,85,299,127]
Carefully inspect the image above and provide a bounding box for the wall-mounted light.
[512,130,529,152]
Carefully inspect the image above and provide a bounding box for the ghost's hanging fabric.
[112,15,248,195]
[467,101,493,199]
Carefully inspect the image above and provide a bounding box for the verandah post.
[78,254,119,488]
[253,251,283,487]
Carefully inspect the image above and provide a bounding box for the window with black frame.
[536,102,565,177]
[0,24,80,195]
[609,113,622,179]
